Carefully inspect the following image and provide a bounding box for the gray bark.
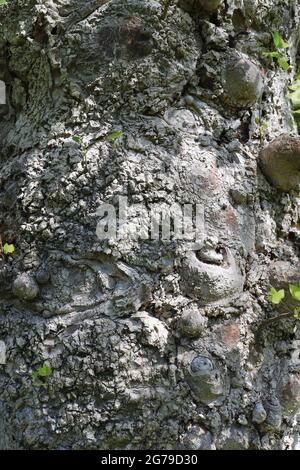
[0,0,300,450]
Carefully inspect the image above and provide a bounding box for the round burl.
[180,247,244,302]
[259,134,300,191]
[281,374,300,413]
[185,356,225,404]
[252,402,267,424]
[224,58,263,108]
[35,268,50,285]
[178,307,207,338]
[12,273,39,301]
[191,356,214,374]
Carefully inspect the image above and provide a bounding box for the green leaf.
[105,130,124,142]
[289,78,300,112]
[272,32,289,49]
[288,80,300,91]
[289,284,300,301]
[72,135,82,144]
[262,49,290,70]
[3,243,15,255]
[288,87,300,109]
[294,307,300,319]
[268,287,285,305]
[277,56,289,71]
[0,0,6,5]
[262,51,281,59]
[38,364,52,377]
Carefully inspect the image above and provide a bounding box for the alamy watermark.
[96,196,205,242]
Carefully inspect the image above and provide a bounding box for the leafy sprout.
[294,307,300,320]
[289,284,300,302]
[32,363,52,388]
[3,243,15,255]
[288,72,300,131]
[105,130,124,142]
[72,135,82,144]
[268,286,285,305]
[262,32,290,71]
[271,32,289,49]
[268,281,300,319]
[255,117,268,139]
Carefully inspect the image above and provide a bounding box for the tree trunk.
[0,0,300,450]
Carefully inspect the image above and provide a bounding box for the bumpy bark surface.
[1,0,300,450]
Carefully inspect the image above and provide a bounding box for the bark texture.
[1,0,300,450]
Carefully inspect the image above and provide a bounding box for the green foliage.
[272,32,289,49]
[262,51,281,59]
[255,117,268,138]
[262,52,289,71]
[289,284,300,301]
[3,243,15,255]
[267,281,300,320]
[72,135,82,144]
[288,73,300,132]
[277,56,290,71]
[294,307,300,320]
[105,130,124,142]
[268,287,285,305]
[32,363,52,388]
[262,32,290,71]
[0,0,6,6]
[289,85,300,108]
[38,364,52,377]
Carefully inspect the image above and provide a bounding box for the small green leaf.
[294,307,300,319]
[31,364,52,388]
[38,364,52,377]
[262,51,281,59]
[262,49,289,70]
[105,130,124,142]
[268,287,285,305]
[288,80,300,91]
[289,284,300,302]
[0,0,7,6]
[272,32,289,49]
[72,135,82,144]
[256,118,268,136]
[277,56,289,71]
[3,243,15,255]
[288,90,300,109]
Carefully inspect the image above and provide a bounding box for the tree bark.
[0,0,300,450]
